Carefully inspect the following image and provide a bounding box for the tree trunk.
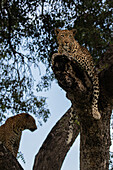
[33,45,113,169]
[33,107,80,170]
[80,105,111,170]
[50,45,113,169]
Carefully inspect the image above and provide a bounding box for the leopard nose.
[65,42,68,45]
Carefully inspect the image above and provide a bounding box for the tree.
[0,0,112,169]
[48,45,113,169]
[32,44,113,170]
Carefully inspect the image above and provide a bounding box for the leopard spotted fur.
[0,113,37,157]
[55,29,100,119]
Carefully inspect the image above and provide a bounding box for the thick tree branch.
[52,45,113,115]
[33,107,80,170]
[52,52,96,117]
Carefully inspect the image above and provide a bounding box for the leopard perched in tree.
[55,29,101,120]
[0,113,37,157]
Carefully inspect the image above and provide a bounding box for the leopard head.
[24,113,37,132]
[55,29,77,53]
[12,113,37,133]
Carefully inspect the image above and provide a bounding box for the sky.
[18,81,80,170]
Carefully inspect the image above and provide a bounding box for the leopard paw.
[92,110,101,120]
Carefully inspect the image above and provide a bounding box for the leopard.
[0,113,37,157]
[55,28,101,120]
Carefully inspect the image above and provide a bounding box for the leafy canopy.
[0,0,112,122]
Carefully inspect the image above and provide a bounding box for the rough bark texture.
[0,142,23,170]
[33,107,80,170]
[33,45,113,170]
[51,45,112,170]
[80,105,112,170]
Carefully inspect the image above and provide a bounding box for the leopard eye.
[61,34,64,37]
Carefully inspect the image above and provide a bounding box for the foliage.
[0,0,112,122]
[17,151,26,164]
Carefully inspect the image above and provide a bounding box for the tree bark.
[0,142,23,170]
[33,107,80,170]
[33,45,113,169]
[51,45,113,169]
[80,105,112,170]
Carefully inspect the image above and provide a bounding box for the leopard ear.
[72,29,77,36]
[54,28,61,36]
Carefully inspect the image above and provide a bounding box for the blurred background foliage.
[0,0,112,123]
